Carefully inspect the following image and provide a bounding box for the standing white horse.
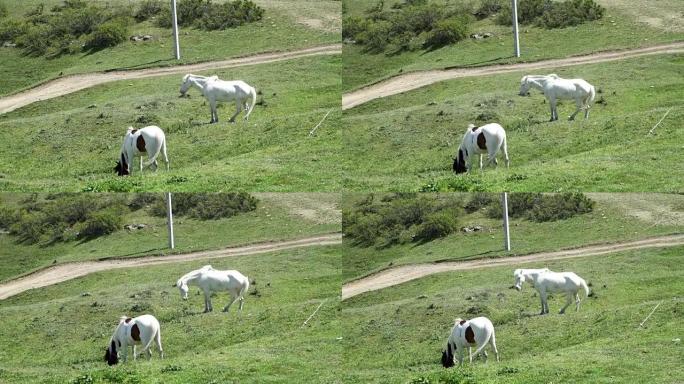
[179,74,257,124]
[105,314,163,365]
[442,317,499,367]
[453,123,509,174]
[176,265,250,313]
[514,268,590,315]
[518,74,596,121]
[115,125,169,176]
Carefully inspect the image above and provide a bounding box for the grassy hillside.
[342,0,684,91]
[341,246,684,383]
[0,55,343,192]
[343,54,684,192]
[0,192,340,282]
[0,0,340,96]
[343,193,684,280]
[0,245,342,384]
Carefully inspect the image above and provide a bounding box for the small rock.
[80,292,91,297]
[2,41,16,48]
[417,294,428,299]
[672,338,681,343]
[142,35,153,41]
[87,104,97,108]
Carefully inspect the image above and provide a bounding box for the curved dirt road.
[342,234,684,300]
[342,42,684,110]
[0,233,342,300]
[0,44,341,115]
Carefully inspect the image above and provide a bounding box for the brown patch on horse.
[131,324,141,342]
[124,318,132,324]
[459,320,467,326]
[465,326,476,344]
[477,133,487,150]
[136,135,146,152]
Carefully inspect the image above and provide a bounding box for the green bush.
[128,193,160,211]
[0,19,29,42]
[79,211,122,239]
[343,15,368,40]
[150,193,258,220]
[464,193,495,213]
[0,3,7,18]
[16,24,51,55]
[85,19,128,50]
[196,0,264,30]
[537,0,604,28]
[424,15,470,49]
[496,0,551,25]
[135,0,165,22]
[475,0,504,19]
[414,212,458,242]
[485,193,594,222]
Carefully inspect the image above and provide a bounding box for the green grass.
[0,55,343,192]
[0,244,342,384]
[343,54,684,192]
[342,0,684,92]
[0,192,340,282]
[341,246,684,383]
[0,0,340,96]
[343,193,684,280]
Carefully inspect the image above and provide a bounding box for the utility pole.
[502,192,511,251]
[171,0,181,60]
[166,192,175,249]
[511,0,520,57]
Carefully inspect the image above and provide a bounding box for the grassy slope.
[0,55,343,192]
[343,193,684,280]
[343,54,684,192]
[0,0,340,96]
[0,192,340,282]
[0,245,342,384]
[342,0,684,92]
[341,246,684,383]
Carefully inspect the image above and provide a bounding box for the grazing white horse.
[514,268,590,315]
[115,125,169,176]
[453,123,509,174]
[518,74,596,121]
[179,74,257,124]
[176,265,250,313]
[442,317,499,367]
[105,314,163,365]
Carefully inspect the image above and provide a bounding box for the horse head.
[453,148,467,174]
[177,280,189,300]
[518,77,532,96]
[513,272,525,291]
[441,342,455,368]
[105,340,119,365]
[179,74,193,96]
[114,153,129,176]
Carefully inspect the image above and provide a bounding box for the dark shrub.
[342,15,368,40]
[527,193,594,222]
[496,0,551,25]
[356,19,392,52]
[128,193,160,210]
[464,193,495,213]
[197,0,264,30]
[79,211,122,239]
[135,0,165,22]
[16,24,51,55]
[475,0,504,19]
[537,0,604,28]
[85,19,128,50]
[424,15,471,49]
[0,3,7,18]
[150,193,258,220]
[414,212,458,242]
[0,206,20,229]
[0,19,28,42]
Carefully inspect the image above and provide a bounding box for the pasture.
[0,55,342,192]
[341,245,684,383]
[342,0,684,92]
[342,193,684,281]
[0,0,340,96]
[342,54,684,192]
[0,244,343,384]
[0,192,340,282]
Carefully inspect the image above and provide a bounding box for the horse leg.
[559,294,572,314]
[468,346,473,363]
[132,345,137,361]
[549,99,557,122]
[479,154,483,170]
[540,291,548,315]
[569,99,582,121]
[458,349,464,366]
[203,291,212,313]
[575,293,581,311]
[239,296,245,312]
[229,102,241,123]
[139,156,143,173]
[224,293,240,313]
[155,330,163,359]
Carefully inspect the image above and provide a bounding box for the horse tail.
[586,85,596,107]
[239,276,250,300]
[243,86,257,121]
[144,130,165,169]
[579,277,590,298]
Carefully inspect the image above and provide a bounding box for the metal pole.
[171,0,181,60]
[502,192,511,251]
[166,192,175,249]
[511,0,520,58]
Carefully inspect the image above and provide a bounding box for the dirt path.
[342,234,684,300]
[0,44,341,115]
[342,42,684,110]
[0,233,342,300]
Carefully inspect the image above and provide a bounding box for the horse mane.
[177,265,213,286]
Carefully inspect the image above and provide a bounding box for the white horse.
[179,74,257,124]
[176,265,250,313]
[115,125,169,176]
[518,74,596,121]
[442,317,499,367]
[105,314,163,365]
[514,268,590,315]
[453,123,509,174]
